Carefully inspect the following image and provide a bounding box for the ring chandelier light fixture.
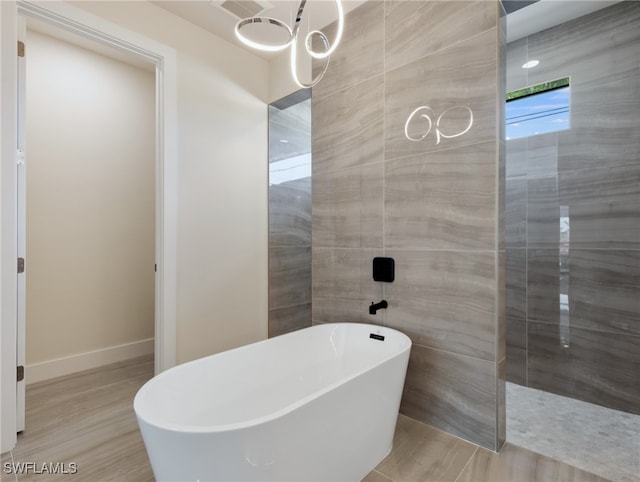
[234,0,344,88]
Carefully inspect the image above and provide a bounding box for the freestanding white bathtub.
[134,323,411,482]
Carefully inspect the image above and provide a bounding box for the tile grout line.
[314,136,500,178]
[381,0,387,329]
[317,11,499,102]
[313,71,384,103]
[383,138,498,165]
[269,301,311,311]
[454,446,480,482]
[408,339,502,364]
[373,468,390,481]
[314,247,500,254]
[385,23,499,77]
[524,318,640,338]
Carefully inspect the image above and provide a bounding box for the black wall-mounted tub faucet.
[369,300,388,315]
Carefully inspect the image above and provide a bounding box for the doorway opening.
[2,0,177,452]
[17,17,157,431]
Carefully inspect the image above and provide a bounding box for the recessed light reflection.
[279,139,289,144]
[522,60,540,69]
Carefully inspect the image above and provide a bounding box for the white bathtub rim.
[134,323,411,434]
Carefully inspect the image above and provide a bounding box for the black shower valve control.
[372,257,395,282]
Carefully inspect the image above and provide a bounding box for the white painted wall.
[25,30,155,368]
[72,1,270,363]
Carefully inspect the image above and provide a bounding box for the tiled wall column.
[312,0,506,450]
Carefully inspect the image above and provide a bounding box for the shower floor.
[506,382,640,482]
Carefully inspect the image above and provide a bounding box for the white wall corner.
[25,339,155,385]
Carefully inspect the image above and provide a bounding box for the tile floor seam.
[10,450,17,482]
[454,445,479,482]
[400,416,480,449]
[373,468,391,481]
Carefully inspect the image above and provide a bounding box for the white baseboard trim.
[26,338,154,385]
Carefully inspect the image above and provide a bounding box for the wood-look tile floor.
[366,415,612,482]
[3,355,155,482]
[2,356,611,482]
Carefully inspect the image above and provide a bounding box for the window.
[506,77,570,140]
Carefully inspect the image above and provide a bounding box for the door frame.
[1,0,177,452]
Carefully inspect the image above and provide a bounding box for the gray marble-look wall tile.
[557,120,640,175]
[526,2,640,90]
[269,177,311,247]
[312,298,385,326]
[312,162,383,249]
[268,303,311,338]
[506,37,528,93]
[506,248,526,320]
[506,317,526,386]
[568,249,640,336]
[385,249,496,361]
[268,246,311,309]
[311,247,383,325]
[527,177,559,249]
[528,322,640,415]
[312,75,384,174]
[557,75,640,172]
[498,141,506,252]
[559,163,640,205]
[505,138,527,179]
[385,0,498,72]
[567,201,640,251]
[400,343,497,450]
[311,0,384,100]
[506,178,526,248]
[385,141,497,250]
[527,249,560,324]
[568,74,640,142]
[498,248,506,362]
[526,134,558,180]
[558,164,640,249]
[384,29,498,161]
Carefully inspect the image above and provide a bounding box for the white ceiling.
[26,1,623,70]
[152,0,367,59]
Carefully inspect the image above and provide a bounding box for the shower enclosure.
[267,90,312,338]
[504,2,639,481]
